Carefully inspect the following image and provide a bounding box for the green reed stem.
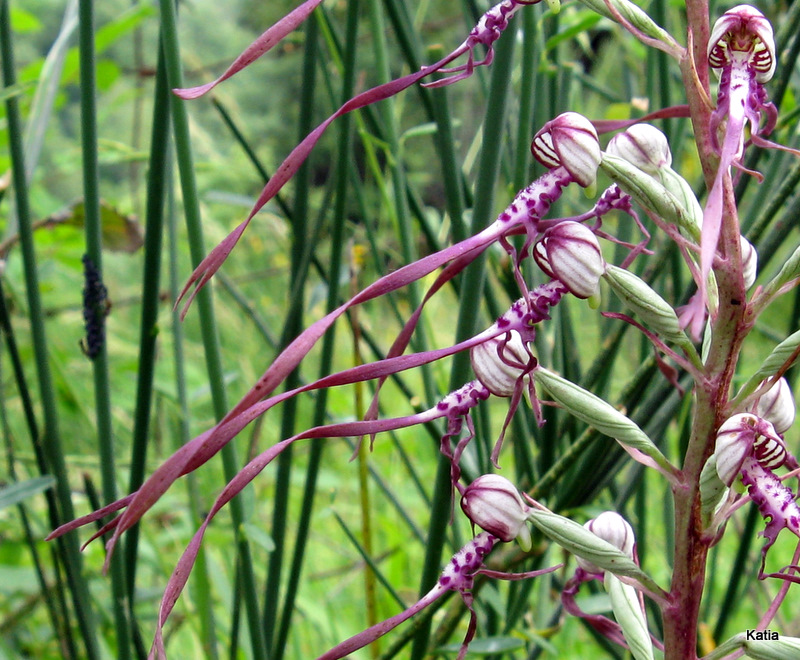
[157,0,265,656]
[0,1,100,656]
[122,35,170,633]
[268,13,319,657]
[275,5,362,655]
[77,3,132,656]
[0,291,73,657]
[165,157,219,660]
[513,7,540,191]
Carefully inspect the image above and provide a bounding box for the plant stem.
[77,2,133,656]
[663,172,750,660]
[1,3,102,657]
[157,0,265,656]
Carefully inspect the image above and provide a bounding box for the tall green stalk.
[263,13,318,655]
[268,2,361,654]
[271,14,321,658]
[121,35,173,651]
[77,2,132,656]
[0,1,99,656]
[166,155,219,660]
[157,0,265,656]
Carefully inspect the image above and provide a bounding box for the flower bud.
[533,366,672,475]
[470,331,533,397]
[531,112,601,188]
[754,377,795,434]
[605,572,656,660]
[606,124,671,175]
[708,5,776,83]
[602,265,689,346]
[714,413,785,485]
[575,512,636,574]
[576,0,676,48]
[600,153,692,233]
[460,474,532,551]
[740,235,758,289]
[533,222,605,299]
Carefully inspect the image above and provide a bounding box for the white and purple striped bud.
[605,124,671,176]
[531,112,601,188]
[714,413,787,486]
[470,331,533,397]
[708,4,776,83]
[740,235,758,289]
[533,221,605,299]
[460,474,533,551]
[575,512,636,575]
[754,377,795,434]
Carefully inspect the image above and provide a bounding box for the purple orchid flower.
[713,413,800,583]
[691,5,777,335]
[174,0,545,313]
[740,456,800,583]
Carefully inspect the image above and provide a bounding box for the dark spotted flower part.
[317,532,559,660]
[740,456,800,581]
